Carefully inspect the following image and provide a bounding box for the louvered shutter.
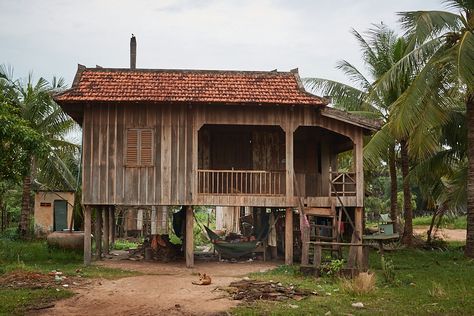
[140,129,153,165]
[126,129,139,166]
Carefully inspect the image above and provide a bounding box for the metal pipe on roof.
[130,34,136,69]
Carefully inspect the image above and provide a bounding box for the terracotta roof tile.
[54,67,326,106]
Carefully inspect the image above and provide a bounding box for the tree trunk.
[465,93,474,257]
[388,145,399,233]
[400,139,413,246]
[427,203,447,244]
[19,176,32,239]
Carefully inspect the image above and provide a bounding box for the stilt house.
[54,36,377,267]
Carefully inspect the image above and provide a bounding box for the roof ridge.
[81,67,296,75]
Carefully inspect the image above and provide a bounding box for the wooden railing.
[330,172,356,197]
[197,169,285,196]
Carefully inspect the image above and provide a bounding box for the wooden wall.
[82,102,365,207]
[82,103,193,206]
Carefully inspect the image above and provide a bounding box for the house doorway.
[53,200,68,231]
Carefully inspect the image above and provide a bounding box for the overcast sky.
[1,0,447,87]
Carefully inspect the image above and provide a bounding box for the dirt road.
[35,260,277,316]
[413,226,466,242]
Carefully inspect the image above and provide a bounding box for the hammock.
[203,225,260,257]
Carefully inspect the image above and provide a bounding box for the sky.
[0,0,448,87]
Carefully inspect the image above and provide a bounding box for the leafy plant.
[322,259,345,277]
[381,256,396,284]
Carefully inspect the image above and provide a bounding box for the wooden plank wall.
[82,103,365,207]
[82,103,193,206]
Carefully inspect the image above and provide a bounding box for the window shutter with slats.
[140,129,153,165]
[126,129,139,166]
[125,128,154,167]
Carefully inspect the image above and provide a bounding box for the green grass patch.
[0,287,73,315]
[0,239,140,314]
[233,244,474,315]
[412,215,467,229]
[0,239,138,279]
[113,239,139,250]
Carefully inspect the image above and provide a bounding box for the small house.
[34,191,75,236]
[54,36,377,267]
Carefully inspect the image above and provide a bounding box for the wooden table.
[363,233,400,255]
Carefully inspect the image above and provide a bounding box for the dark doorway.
[53,200,68,231]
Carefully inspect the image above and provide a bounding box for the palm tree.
[0,66,79,238]
[377,0,474,256]
[306,24,413,237]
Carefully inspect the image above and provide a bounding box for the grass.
[233,243,474,315]
[412,215,467,230]
[0,288,73,316]
[113,239,139,250]
[0,239,139,315]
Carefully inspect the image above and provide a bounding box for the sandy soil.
[413,226,466,242]
[35,259,277,316]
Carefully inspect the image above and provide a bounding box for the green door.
[53,200,68,231]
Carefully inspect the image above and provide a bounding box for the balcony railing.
[330,172,356,197]
[197,169,285,196]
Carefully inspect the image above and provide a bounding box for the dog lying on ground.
[192,273,212,285]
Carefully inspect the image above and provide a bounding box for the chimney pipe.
[130,34,136,69]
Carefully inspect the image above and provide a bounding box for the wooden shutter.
[140,129,153,165]
[126,129,139,166]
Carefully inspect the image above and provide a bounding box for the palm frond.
[398,10,463,44]
[455,30,474,91]
[363,124,395,167]
[335,60,371,90]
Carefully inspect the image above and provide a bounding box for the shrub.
[321,259,344,277]
[0,227,20,240]
[381,256,396,284]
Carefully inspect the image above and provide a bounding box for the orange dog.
[192,273,212,285]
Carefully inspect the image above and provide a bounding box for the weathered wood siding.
[82,103,365,207]
[82,103,193,206]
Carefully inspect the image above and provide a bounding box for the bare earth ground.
[413,226,466,242]
[35,258,277,316]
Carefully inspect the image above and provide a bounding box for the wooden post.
[185,206,194,268]
[285,207,293,265]
[95,207,102,260]
[151,206,157,235]
[109,206,115,248]
[314,224,321,268]
[355,207,364,268]
[103,206,110,255]
[84,205,92,265]
[354,133,364,207]
[285,125,294,198]
[300,213,310,265]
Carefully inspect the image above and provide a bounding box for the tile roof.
[54,66,326,106]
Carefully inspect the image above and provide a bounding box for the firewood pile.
[128,234,181,262]
[222,278,317,302]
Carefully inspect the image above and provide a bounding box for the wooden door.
[53,200,68,231]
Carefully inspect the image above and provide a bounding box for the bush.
[381,256,396,284]
[321,259,344,277]
[0,227,20,240]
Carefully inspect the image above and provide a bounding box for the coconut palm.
[0,66,79,238]
[376,0,474,256]
[305,24,414,238]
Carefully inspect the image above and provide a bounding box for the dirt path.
[413,226,466,242]
[35,260,277,316]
